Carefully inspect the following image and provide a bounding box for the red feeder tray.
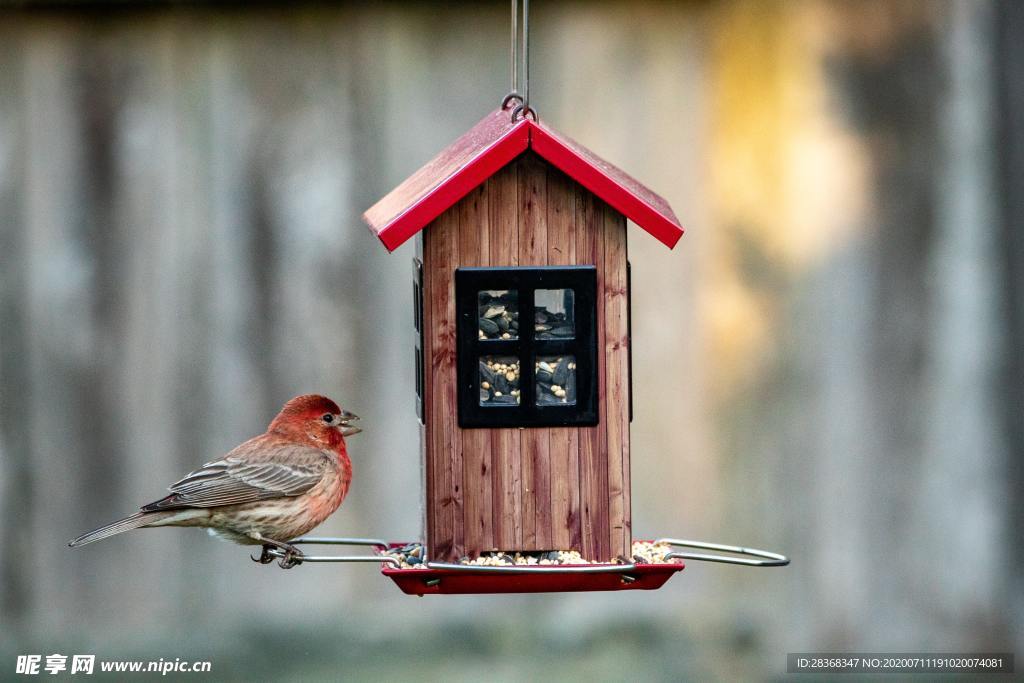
[380,541,683,596]
[382,560,684,596]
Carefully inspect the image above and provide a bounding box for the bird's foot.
[277,546,305,569]
[247,537,304,568]
[250,544,276,564]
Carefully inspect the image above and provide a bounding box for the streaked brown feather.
[140,439,330,511]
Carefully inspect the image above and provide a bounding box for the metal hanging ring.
[502,92,523,110]
[510,104,537,122]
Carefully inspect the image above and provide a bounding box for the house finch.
[69,394,361,568]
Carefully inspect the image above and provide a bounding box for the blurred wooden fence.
[0,0,1020,663]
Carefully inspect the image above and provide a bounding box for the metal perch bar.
[264,553,402,567]
[287,536,389,548]
[656,538,789,567]
[264,537,400,567]
[261,536,787,571]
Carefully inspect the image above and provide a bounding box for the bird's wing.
[140,444,328,511]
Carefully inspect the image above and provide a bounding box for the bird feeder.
[279,2,788,594]
[279,106,784,595]
[368,109,680,567]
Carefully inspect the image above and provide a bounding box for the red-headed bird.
[69,394,360,568]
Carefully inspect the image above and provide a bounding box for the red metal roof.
[363,108,684,251]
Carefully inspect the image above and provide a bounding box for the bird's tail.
[68,511,174,548]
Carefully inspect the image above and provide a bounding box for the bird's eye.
[322,414,334,424]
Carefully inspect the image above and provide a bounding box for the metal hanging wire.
[503,0,536,121]
[501,0,521,110]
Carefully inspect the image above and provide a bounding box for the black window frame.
[456,265,598,428]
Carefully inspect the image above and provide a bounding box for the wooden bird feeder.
[365,109,680,566]
[286,2,787,592]
[275,110,787,592]
[315,106,788,595]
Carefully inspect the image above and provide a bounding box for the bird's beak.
[337,411,361,436]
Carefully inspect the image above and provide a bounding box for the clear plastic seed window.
[534,289,574,339]
[478,290,518,340]
[535,356,576,405]
[480,356,521,406]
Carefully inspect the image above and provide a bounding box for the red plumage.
[69,394,361,568]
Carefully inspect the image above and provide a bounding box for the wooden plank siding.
[486,161,521,552]
[518,153,549,551]
[425,200,461,561]
[423,151,630,562]
[577,192,611,563]
[457,186,493,557]
[421,231,437,560]
[603,204,631,561]
[546,167,581,552]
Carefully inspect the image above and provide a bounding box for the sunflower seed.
[479,318,499,336]
[483,305,505,319]
[479,362,496,384]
